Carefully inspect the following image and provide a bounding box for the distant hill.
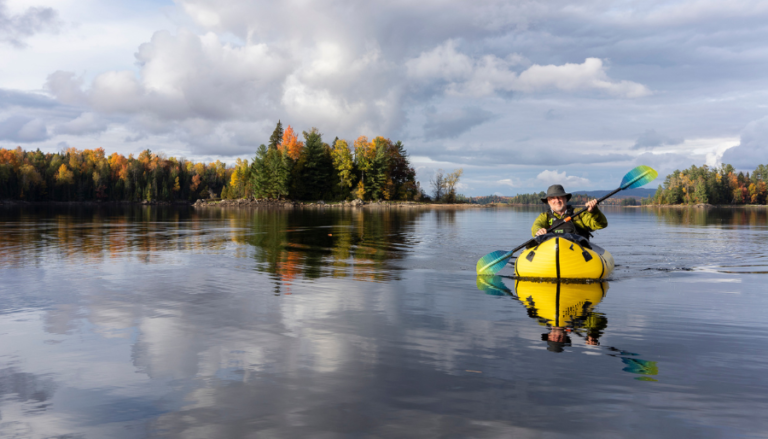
[573,188,657,199]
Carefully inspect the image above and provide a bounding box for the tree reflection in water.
[0,205,426,286]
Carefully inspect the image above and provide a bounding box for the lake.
[1,204,767,438]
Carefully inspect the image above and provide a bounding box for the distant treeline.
[0,147,228,202]
[471,193,635,206]
[644,164,768,205]
[0,121,421,203]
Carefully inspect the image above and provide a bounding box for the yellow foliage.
[55,164,74,185]
[354,181,365,200]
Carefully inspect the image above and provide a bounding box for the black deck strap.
[526,241,544,262]
[569,243,574,251]
[571,239,593,263]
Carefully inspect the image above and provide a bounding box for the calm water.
[1,205,767,438]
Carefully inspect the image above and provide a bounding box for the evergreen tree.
[300,128,332,200]
[266,147,290,199]
[269,120,283,150]
[250,145,270,198]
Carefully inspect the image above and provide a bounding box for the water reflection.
[477,276,658,379]
[3,205,768,437]
[649,206,768,228]
[0,206,424,282]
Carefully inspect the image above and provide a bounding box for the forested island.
[0,122,426,204]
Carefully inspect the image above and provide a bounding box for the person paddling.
[532,184,607,239]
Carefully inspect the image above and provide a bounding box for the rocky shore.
[193,198,488,209]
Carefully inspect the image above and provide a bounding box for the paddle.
[476,165,658,275]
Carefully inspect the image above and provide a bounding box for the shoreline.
[2,199,765,209]
[0,199,489,209]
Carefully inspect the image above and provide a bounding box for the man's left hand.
[586,199,598,212]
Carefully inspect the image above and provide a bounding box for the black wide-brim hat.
[541,184,572,203]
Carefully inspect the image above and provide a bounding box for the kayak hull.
[514,236,614,280]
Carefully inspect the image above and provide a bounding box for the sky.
[1,0,768,196]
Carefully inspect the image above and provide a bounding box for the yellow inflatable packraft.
[515,236,614,280]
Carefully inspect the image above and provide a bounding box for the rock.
[317,200,325,205]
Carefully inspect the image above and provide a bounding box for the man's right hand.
[535,228,547,236]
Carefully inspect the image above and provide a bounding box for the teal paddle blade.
[620,165,658,190]
[476,250,511,275]
[621,358,659,375]
[476,275,512,296]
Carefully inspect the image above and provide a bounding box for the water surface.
[1,205,767,438]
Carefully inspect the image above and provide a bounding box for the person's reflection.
[542,327,571,353]
[517,280,608,351]
[476,276,659,379]
[583,312,608,346]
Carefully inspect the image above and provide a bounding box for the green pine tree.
[269,121,283,150]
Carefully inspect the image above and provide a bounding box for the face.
[548,327,566,342]
[547,196,567,213]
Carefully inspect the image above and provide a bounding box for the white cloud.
[0,115,48,142]
[407,42,650,98]
[536,170,590,187]
[54,112,108,135]
[721,115,768,170]
[497,178,522,187]
[0,0,61,48]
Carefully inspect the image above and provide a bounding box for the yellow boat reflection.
[514,280,608,329]
[477,276,659,378]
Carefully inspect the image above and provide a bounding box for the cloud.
[423,145,631,167]
[0,0,61,48]
[54,113,109,136]
[0,115,49,142]
[423,106,494,139]
[544,109,564,121]
[0,89,56,109]
[633,152,704,178]
[536,169,590,187]
[497,177,524,187]
[44,28,408,145]
[720,116,768,169]
[407,41,650,98]
[632,129,684,149]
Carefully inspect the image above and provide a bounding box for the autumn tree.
[443,168,464,203]
[331,139,355,199]
[279,125,304,161]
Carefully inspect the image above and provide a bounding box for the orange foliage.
[108,153,127,180]
[190,174,202,191]
[279,125,304,160]
[353,136,373,160]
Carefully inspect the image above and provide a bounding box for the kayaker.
[532,184,607,239]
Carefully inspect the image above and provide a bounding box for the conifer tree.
[301,128,332,200]
[269,121,283,150]
[266,147,290,199]
[250,145,270,198]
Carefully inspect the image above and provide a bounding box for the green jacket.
[531,206,608,237]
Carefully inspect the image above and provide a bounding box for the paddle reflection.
[477,276,658,380]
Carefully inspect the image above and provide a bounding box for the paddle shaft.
[481,187,622,270]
